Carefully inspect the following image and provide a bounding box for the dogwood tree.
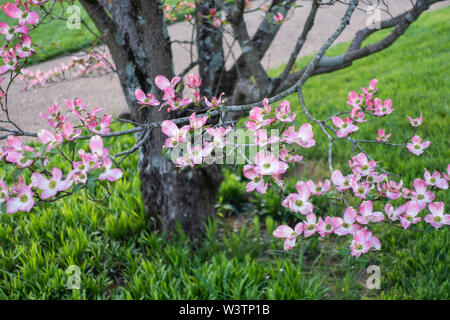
[0,0,448,255]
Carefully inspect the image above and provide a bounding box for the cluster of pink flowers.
[273,143,448,257]
[40,97,112,136]
[0,131,122,214]
[163,1,195,22]
[275,168,449,257]
[330,79,431,156]
[18,52,114,91]
[0,2,42,75]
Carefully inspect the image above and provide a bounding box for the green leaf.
[11,167,26,181]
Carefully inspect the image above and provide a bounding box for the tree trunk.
[80,0,223,237]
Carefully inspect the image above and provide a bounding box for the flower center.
[325,224,332,231]
[295,200,303,207]
[49,181,57,189]
[433,216,442,223]
[357,187,365,194]
[406,215,413,222]
[307,224,315,231]
[263,163,271,169]
[355,244,362,250]
[20,194,28,203]
[343,223,350,229]
[414,145,421,150]
[417,194,424,200]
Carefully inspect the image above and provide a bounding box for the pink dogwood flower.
[37,129,63,151]
[98,157,123,182]
[161,120,190,148]
[273,222,303,251]
[253,151,288,176]
[350,152,377,176]
[376,128,391,142]
[186,73,201,89]
[281,124,315,148]
[0,22,29,42]
[246,107,275,130]
[89,135,109,159]
[347,91,364,107]
[253,129,280,146]
[281,182,313,215]
[2,3,39,26]
[400,201,422,229]
[275,100,296,123]
[423,169,448,190]
[60,122,81,141]
[303,213,318,237]
[279,148,303,163]
[0,48,18,75]
[350,229,380,257]
[155,75,181,100]
[205,126,231,149]
[357,200,384,224]
[411,178,435,209]
[406,135,430,156]
[317,216,342,237]
[373,98,394,117]
[189,113,208,130]
[6,184,34,214]
[350,106,365,123]
[331,169,353,192]
[332,116,358,138]
[362,79,378,97]
[243,164,268,194]
[87,115,112,135]
[32,167,72,199]
[306,179,330,196]
[39,103,61,128]
[334,207,361,236]
[204,93,224,109]
[384,203,405,221]
[408,113,423,127]
[351,180,372,199]
[15,35,35,58]
[424,202,449,229]
[65,98,89,120]
[134,89,160,107]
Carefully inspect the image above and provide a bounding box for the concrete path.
[4,0,448,135]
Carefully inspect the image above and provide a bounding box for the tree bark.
[80,0,222,237]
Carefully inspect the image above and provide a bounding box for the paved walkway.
[5,0,448,134]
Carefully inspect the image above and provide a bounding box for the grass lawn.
[0,6,448,299]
